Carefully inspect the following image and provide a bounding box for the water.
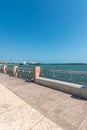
[7,63,87,71]
[17,64,87,71]
[38,64,87,71]
[7,64,87,86]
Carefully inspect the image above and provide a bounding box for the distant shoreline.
[0,62,87,65]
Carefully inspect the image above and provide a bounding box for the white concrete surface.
[36,77,87,99]
[0,84,63,130]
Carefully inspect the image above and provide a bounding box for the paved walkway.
[0,73,87,130]
[0,82,62,130]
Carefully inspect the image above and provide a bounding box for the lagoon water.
[19,64,87,72]
[40,64,87,71]
[8,63,87,71]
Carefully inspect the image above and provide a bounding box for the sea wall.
[35,77,87,99]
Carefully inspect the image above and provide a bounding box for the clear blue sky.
[0,0,87,63]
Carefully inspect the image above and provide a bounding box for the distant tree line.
[0,62,6,64]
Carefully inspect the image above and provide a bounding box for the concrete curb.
[36,77,87,99]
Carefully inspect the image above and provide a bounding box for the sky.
[0,0,87,63]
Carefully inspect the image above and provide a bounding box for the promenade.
[0,73,87,130]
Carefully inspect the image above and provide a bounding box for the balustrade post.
[13,66,18,77]
[33,67,40,82]
[3,65,8,74]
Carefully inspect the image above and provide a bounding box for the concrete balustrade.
[33,66,87,99]
[3,66,8,74]
[2,65,87,99]
[13,66,18,77]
